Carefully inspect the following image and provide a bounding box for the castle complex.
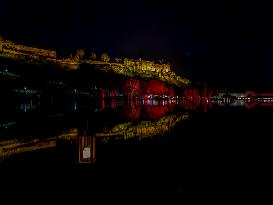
[0,36,191,87]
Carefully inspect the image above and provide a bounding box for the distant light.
[5,69,8,72]
[74,89,77,93]
[24,86,27,90]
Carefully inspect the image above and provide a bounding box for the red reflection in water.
[182,101,193,110]
[101,89,106,99]
[101,99,105,110]
[201,100,212,112]
[201,101,207,112]
[121,100,176,121]
[259,103,273,107]
[110,89,116,97]
[122,101,141,121]
[145,105,170,120]
[111,100,116,109]
[193,99,200,110]
[244,101,257,109]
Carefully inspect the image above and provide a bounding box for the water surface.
[0,99,271,201]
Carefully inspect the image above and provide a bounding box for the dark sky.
[1,0,273,90]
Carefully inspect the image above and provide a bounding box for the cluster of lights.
[257,97,273,102]
[237,97,251,100]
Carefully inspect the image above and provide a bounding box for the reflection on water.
[0,128,79,162]
[0,99,193,164]
[16,100,40,112]
[212,99,273,109]
[122,100,176,121]
[96,113,189,143]
[2,98,272,199]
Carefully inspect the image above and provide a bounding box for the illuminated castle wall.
[0,37,56,58]
[0,36,191,87]
[124,58,170,74]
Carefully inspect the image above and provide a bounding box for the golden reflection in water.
[0,112,190,164]
[96,112,190,143]
[0,128,79,162]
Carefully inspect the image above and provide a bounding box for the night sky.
[1,0,273,90]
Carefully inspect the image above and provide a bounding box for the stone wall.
[0,37,56,58]
[124,58,171,74]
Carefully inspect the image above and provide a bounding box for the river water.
[0,99,272,202]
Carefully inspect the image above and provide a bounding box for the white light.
[83,147,91,159]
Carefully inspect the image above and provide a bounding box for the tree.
[101,53,110,62]
[75,49,85,60]
[169,87,176,97]
[145,79,169,96]
[122,78,141,98]
[115,58,122,63]
[158,59,164,64]
[90,52,96,60]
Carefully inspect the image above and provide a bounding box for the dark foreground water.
[0,99,272,202]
